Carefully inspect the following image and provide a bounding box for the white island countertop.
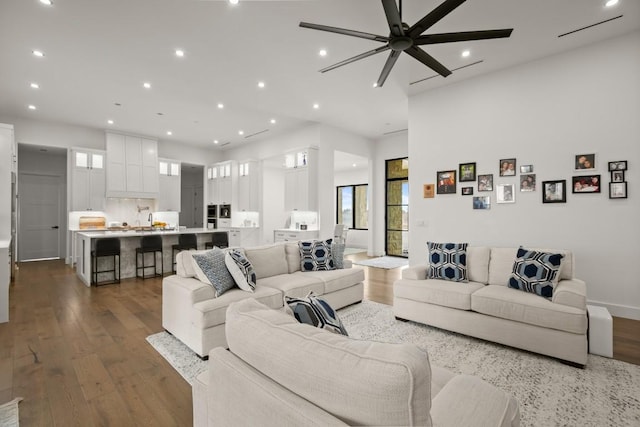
[77,227,217,238]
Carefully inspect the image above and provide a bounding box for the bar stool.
[91,238,121,286]
[172,233,198,272]
[205,231,229,249]
[136,235,164,279]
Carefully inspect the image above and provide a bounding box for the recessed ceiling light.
[319,49,327,57]
[143,82,151,89]
[217,103,224,109]
[461,50,471,58]
[39,0,53,6]
[373,82,378,88]
[352,163,357,168]
[175,49,185,57]
[270,119,276,124]
[213,139,219,144]
[107,119,114,125]
[605,0,619,7]
[166,131,172,136]
[30,82,40,89]
[257,81,265,88]
[229,0,239,5]
[32,50,44,57]
[28,105,36,110]
[313,103,320,109]
[238,130,244,135]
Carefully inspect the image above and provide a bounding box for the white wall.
[408,32,640,319]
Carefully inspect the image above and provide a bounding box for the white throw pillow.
[224,249,256,292]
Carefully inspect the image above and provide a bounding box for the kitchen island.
[75,228,220,286]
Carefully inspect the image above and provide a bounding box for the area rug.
[147,300,640,427]
[352,256,408,269]
[0,397,23,427]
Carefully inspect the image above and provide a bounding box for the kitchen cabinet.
[283,148,318,212]
[229,227,259,247]
[237,160,259,212]
[106,132,159,198]
[206,161,236,205]
[273,229,319,243]
[70,148,106,211]
[157,158,181,211]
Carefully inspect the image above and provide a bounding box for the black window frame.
[336,183,368,231]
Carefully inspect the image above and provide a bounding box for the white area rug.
[353,256,408,269]
[0,397,22,427]
[148,300,640,427]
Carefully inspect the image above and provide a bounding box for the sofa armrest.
[552,278,587,311]
[343,259,353,268]
[402,265,428,280]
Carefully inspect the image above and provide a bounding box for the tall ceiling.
[1,0,638,150]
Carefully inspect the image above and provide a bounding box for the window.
[337,184,368,230]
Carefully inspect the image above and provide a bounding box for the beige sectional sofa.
[394,247,588,366]
[193,298,520,427]
[162,242,364,357]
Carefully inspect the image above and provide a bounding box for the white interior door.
[19,174,62,261]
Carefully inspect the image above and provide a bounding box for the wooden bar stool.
[91,238,121,286]
[205,231,229,249]
[172,233,198,272]
[136,235,164,279]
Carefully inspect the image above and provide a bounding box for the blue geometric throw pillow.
[508,248,564,298]
[225,249,256,292]
[299,239,335,271]
[285,292,348,336]
[427,242,468,282]
[192,248,236,297]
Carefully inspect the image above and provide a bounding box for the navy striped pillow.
[285,292,348,336]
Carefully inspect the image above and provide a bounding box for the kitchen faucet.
[148,213,153,224]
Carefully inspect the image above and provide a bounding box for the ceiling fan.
[300,0,513,87]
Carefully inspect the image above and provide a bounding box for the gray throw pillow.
[331,242,346,269]
[192,248,236,297]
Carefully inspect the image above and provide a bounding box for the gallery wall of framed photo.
[432,153,629,210]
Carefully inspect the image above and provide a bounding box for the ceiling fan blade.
[414,29,514,45]
[381,0,404,37]
[300,22,388,43]
[376,50,402,87]
[405,46,452,77]
[320,45,391,73]
[408,0,467,38]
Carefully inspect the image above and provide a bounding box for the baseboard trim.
[587,299,640,320]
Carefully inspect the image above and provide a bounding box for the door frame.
[384,157,409,258]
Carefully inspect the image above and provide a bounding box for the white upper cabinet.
[106,132,159,198]
[206,161,236,205]
[237,160,259,212]
[157,158,181,211]
[283,148,317,211]
[70,148,106,211]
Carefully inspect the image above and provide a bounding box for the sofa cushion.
[225,249,256,292]
[176,249,209,278]
[226,298,433,427]
[471,285,587,334]
[285,292,348,335]
[467,246,491,284]
[284,242,301,273]
[489,247,574,286]
[508,248,564,298]
[394,279,485,311]
[292,268,364,294]
[299,239,335,271]
[244,244,289,280]
[427,242,468,282]
[192,248,236,297]
[257,273,325,299]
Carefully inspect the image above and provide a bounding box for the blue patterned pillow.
[192,248,236,297]
[427,242,468,282]
[225,249,256,292]
[508,248,564,298]
[285,292,348,336]
[331,242,346,269]
[299,239,335,271]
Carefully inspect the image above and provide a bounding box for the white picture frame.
[496,184,515,203]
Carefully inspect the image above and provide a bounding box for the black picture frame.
[575,153,596,171]
[477,174,493,192]
[572,175,601,194]
[459,162,476,182]
[499,158,516,177]
[436,170,456,194]
[611,170,625,183]
[520,174,536,192]
[542,180,566,203]
[608,160,627,171]
[609,182,628,199]
[473,196,491,210]
[461,186,474,196]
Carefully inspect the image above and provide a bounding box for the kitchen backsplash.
[104,198,158,226]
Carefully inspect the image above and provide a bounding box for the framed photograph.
[436,170,456,194]
[459,162,477,182]
[499,158,516,176]
[520,164,533,174]
[575,153,596,171]
[572,175,601,193]
[520,174,536,192]
[423,184,435,198]
[496,184,515,203]
[611,171,625,183]
[542,180,566,203]
[608,160,627,171]
[477,174,493,192]
[609,182,627,199]
[461,186,474,196]
[473,196,491,210]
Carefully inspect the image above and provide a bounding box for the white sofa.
[162,242,365,357]
[394,247,588,366]
[193,298,520,427]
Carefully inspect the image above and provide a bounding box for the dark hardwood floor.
[1,254,638,425]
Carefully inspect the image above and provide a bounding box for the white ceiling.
[1,0,638,151]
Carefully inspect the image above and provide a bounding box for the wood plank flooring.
[0,255,638,425]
